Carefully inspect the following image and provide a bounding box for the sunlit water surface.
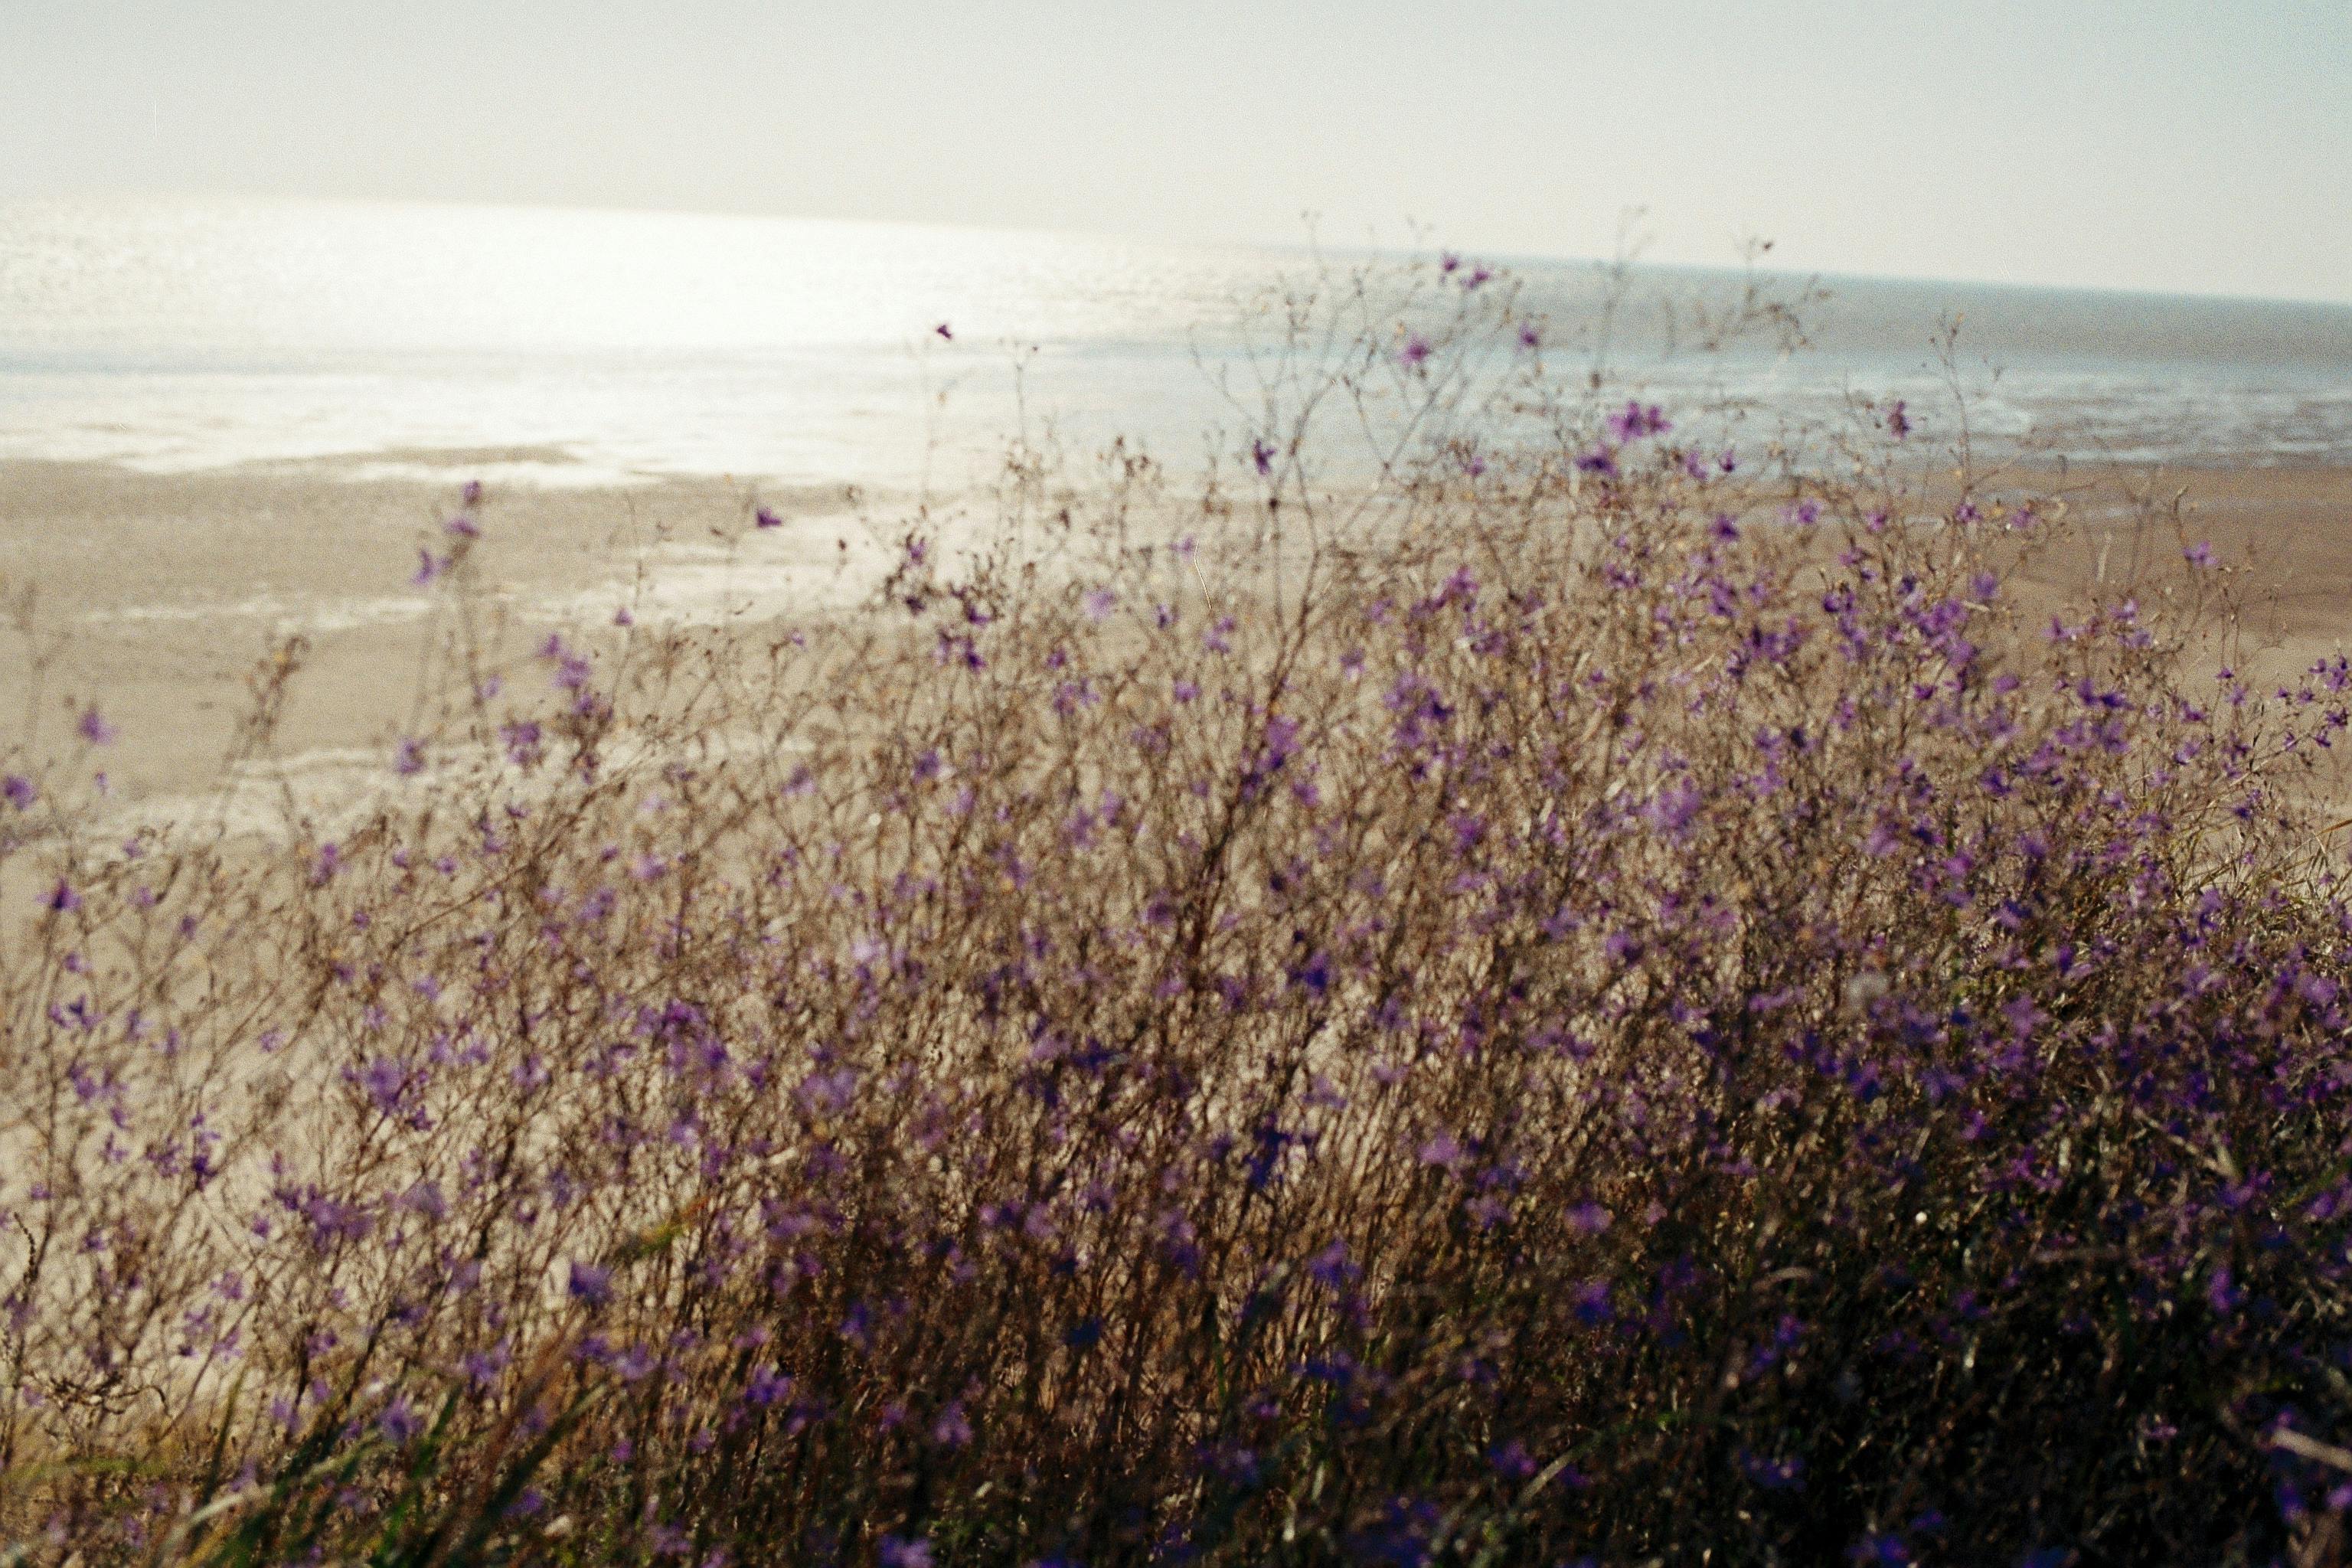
[6,196,2352,489]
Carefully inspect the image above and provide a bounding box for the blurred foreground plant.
[3,256,2350,1566]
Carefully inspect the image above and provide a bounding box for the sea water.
[4,194,2349,490]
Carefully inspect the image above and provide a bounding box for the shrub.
[4,257,2350,1565]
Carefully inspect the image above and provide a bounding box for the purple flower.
[394,1179,446,1221]
[461,479,483,506]
[1886,399,1912,439]
[500,720,543,767]
[2206,1265,2242,1316]
[1399,333,1432,369]
[743,1365,792,1406]
[77,706,116,746]
[933,322,953,341]
[45,880,79,914]
[1642,779,1703,841]
[2184,541,2216,569]
[567,1260,614,1308]
[756,507,784,531]
[377,1396,425,1446]
[2,774,34,809]
[359,1055,408,1112]
[1606,400,1671,443]
[1292,951,1332,998]
[1251,438,1276,476]
[1741,1449,1806,1491]
[1488,1439,1538,1481]
[393,737,425,776]
[1307,1241,1361,1290]
[929,1401,972,1447]
[1448,810,1486,855]
[1083,587,1118,622]
[461,1341,510,1389]
[1517,322,1541,350]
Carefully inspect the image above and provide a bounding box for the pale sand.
[0,459,880,810]
[1,456,2347,822]
[2005,463,2352,685]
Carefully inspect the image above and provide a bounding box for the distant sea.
[5,196,2350,489]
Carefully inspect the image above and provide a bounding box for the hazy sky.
[6,0,2348,302]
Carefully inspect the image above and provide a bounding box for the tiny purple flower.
[377,1396,425,1446]
[567,1260,614,1309]
[930,1401,972,1447]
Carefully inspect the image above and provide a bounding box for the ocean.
[5,194,2350,490]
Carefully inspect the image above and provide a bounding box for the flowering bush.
[5,260,2352,1565]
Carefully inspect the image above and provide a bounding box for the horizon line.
[13,184,2352,316]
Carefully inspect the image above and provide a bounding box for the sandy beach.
[2005,462,2352,691]
[0,456,884,811]
[0,454,2344,834]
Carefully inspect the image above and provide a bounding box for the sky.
[5,0,2348,304]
